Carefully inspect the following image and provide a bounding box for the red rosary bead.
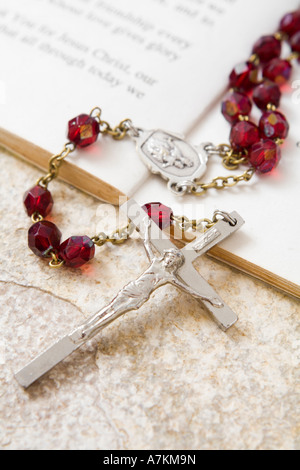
[229,61,258,91]
[230,121,260,150]
[68,114,100,148]
[58,236,95,268]
[142,202,173,230]
[259,111,289,140]
[252,35,281,62]
[280,10,300,37]
[248,140,281,173]
[221,91,252,124]
[252,80,281,110]
[23,185,53,217]
[28,221,62,258]
[263,59,292,85]
[290,31,300,59]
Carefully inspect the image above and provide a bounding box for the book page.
[0,0,299,291]
[0,0,298,195]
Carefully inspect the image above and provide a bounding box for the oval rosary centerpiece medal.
[131,129,208,188]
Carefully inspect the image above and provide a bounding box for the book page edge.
[208,246,300,300]
[0,127,125,206]
[1,127,299,299]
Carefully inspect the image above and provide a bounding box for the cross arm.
[176,263,238,331]
[180,211,244,264]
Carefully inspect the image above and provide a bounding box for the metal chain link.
[49,251,65,268]
[99,118,132,140]
[172,214,216,233]
[31,212,44,223]
[169,167,256,196]
[167,143,255,196]
[92,208,237,247]
[205,143,248,170]
[91,222,135,246]
[172,209,237,234]
[36,142,76,188]
[222,151,248,170]
[90,106,132,141]
[204,143,232,158]
[191,167,256,196]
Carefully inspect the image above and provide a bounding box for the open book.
[0,0,299,297]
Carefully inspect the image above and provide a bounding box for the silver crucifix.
[15,199,244,388]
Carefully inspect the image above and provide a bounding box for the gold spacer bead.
[266,103,277,111]
[286,51,300,62]
[238,115,249,122]
[31,212,44,223]
[274,31,287,41]
[89,106,102,122]
[49,251,64,268]
[248,53,260,66]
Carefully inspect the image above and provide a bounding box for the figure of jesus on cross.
[15,199,244,388]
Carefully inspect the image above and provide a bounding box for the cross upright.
[15,199,244,388]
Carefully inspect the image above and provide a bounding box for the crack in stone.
[95,398,126,449]
[0,278,86,318]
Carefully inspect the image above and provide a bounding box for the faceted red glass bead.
[28,221,62,258]
[221,91,252,124]
[229,121,260,150]
[248,140,281,173]
[280,10,300,37]
[23,185,53,217]
[67,114,100,148]
[142,202,173,230]
[252,80,281,110]
[290,31,300,58]
[252,35,281,62]
[229,61,258,91]
[259,111,289,140]
[263,59,292,85]
[58,236,95,268]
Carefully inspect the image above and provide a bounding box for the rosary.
[16,10,300,387]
